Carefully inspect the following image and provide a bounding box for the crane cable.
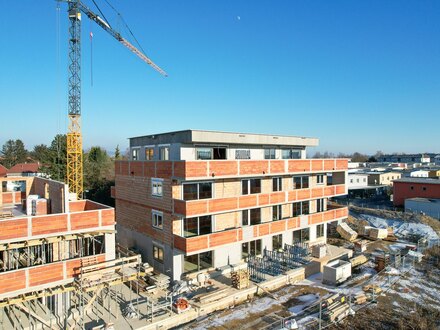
[102,0,148,55]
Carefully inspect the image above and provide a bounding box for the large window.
[317,174,325,184]
[184,251,212,273]
[272,234,283,251]
[153,245,164,263]
[151,178,163,197]
[196,147,227,160]
[159,146,169,160]
[292,201,309,217]
[183,216,212,237]
[317,224,324,238]
[273,177,282,192]
[317,199,325,212]
[183,182,212,200]
[293,176,309,189]
[264,148,276,159]
[242,179,261,195]
[282,149,301,159]
[152,210,163,230]
[242,209,261,226]
[145,147,154,160]
[293,228,310,242]
[242,239,262,259]
[272,205,282,221]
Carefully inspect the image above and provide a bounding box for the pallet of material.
[362,284,382,294]
[350,255,368,268]
[354,293,367,305]
[231,269,250,289]
[369,228,388,240]
[337,223,358,242]
[354,240,368,253]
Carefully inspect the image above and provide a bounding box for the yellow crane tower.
[62,0,167,199]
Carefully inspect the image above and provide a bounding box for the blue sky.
[1,0,439,155]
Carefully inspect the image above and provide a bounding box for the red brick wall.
[393,181,440,206]
[0,218,27,240]
[32,214,68,235]
[0,270,26,294]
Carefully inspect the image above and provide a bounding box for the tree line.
[0,136,123,206]
[311,151,384,163]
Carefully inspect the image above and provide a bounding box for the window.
[235,149,251,159]
[363,178,366,182]
[153,245,164,263]
[357,179,360,183]
[196,147,227,160]
[317,199,325,212]
[293,176,309,189]
[242,179,261,195]
[350,179,353,183]
[132,148,139,161]
[272,234,283,251]
[184,251,212,273]
[152,210,163,230]
[242,209,261,226]
[196,147,212,160]
[183,182,212,200]
[317,174,325,184]
[273,177,282,192]
[273,205,282,221]
[422,187,427,191]
[410,186,414,190]
[151,178,163,197]
[317,224,324,238]
[145,148,154,160]
[159,146,169,160]
[292,201,309,217]
[242,239,262,259]
[183,216,212,237]
[264,148,276,159]
[293,228,310,242]
[282,149,301,159]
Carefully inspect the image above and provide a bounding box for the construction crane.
[61,0,167,199]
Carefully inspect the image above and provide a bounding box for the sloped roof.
[0,164,7,177]
[7,163,40,174]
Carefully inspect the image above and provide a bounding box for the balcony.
[173,184,347,217]
[173,206,348,253]
[115,158,348,180]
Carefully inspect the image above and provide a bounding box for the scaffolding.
[0,245,148,329]
[247,242,312,283]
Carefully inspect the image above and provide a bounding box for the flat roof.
[406,197,440,204]
[129,129,319,147]
[394,178,440,185]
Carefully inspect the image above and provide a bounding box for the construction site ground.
[183,207,440,330]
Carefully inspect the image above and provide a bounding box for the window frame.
[151,178,164,197]
[317,174,325,185]
[131,148,140,161]
[292,201,309,217]
[272,177,282,192]
[293,176,309,189]
[242,208,261,226]
[152,210,163,230]
[281,148,301,159]
[272,234,283,251]
[272,204,282,221]
[182,215,212,237]
[316,224,325,238]
[159,145,170,160]
[242,178,261,195]
[144,145,155,160]
[153,244,164,263]
[264,148,276,159]
[182,181,213,201]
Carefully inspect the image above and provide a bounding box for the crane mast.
[67,1,83,199]
[62,0,167,199]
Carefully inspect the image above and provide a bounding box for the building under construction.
[0,175,146,329]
